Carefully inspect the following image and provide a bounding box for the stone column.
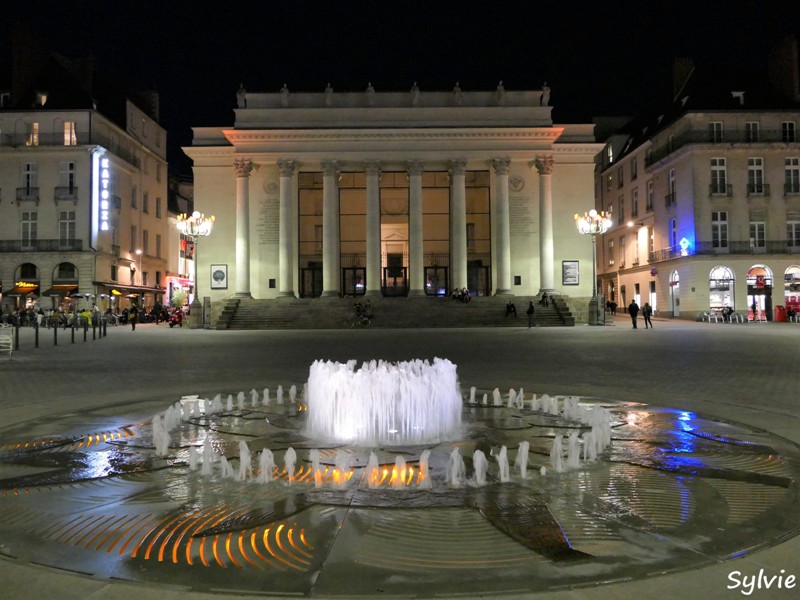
[492,158,512,295]
[449,159,467,291]
[234,158,254,298]
[321,160,340,297]
[277,159,295,298]
[365,161,382,296]
[407,160,425,296]
[535,156,556,293]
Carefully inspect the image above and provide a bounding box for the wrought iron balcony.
[54,186,79,202]
[0,131,140,168]
[0,239,83,252]
[785,182,800,195]
[709,183,733,197]
[664,192,676,207]
[746,183,770,197]
[646,129,800,167]
[648,239,800,263]
[16,187,39,203]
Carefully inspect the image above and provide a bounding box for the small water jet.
[392,456,407,489]
[238,441,252,481]
[496,445,510,482]
[550,435,564,473]
[284,447,297,483]
[473,449,488,486]
[257,449,275,483]
[515,441,530,479]
[309,449,323,487]
[448,448,466,487]
[418,449,432,489]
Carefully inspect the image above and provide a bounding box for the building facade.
[0,37,170,315]
[596,38,800,320]
[186,85,602,309]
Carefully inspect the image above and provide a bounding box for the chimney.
[672,57,695,102]
[769,35,800,102]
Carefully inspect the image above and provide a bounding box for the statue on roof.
[411,81,420,106]
[236,83,247,108]
[366,82,375,106]
[453,81,463,105]
[497,80,506,105]
[280,83,289,107]
[541,81,551,107]
[325,82,333,107]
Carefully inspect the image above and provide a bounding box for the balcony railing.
[785,183,800,195]
[54,186,79,202]
[0,239,84,252]
[646,129,800,167]
[664,192,676,207]
[0,131,140,168]
[648,239,800,263]
[16,187,39,203]
[746,183,770,197]
[709,184,733,196]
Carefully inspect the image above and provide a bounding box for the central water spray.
[305,358,462,445]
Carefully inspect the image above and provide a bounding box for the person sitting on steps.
[505,301,517,317]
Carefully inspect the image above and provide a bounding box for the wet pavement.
[1,315,799,599]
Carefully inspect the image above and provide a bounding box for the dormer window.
[36,91,48,106]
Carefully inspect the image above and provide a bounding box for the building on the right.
[595,35,800,321]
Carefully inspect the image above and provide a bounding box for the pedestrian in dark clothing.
[505,301,517,317]
[642,302,653,328]
[526,301,535,328]
[130,306,138,331]
[628,300,640,329]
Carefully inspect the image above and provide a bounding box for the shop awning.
[4,284,39,297]
[39,284,78,297]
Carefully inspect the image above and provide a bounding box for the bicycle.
[344,310,371,328]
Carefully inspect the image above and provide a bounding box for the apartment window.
[670,218,678,248]
[709,121,723,143]
[21,212,38,246]
[156,234,162,259]
[60,161,76,191]
[607,238,615,266]
[0,92,10,107]
[64,121,77,146]
[788,221,800,247]
[617,166,624,188]
[782,121,796,143]
[785,157,800,194]
[130,225,137,252]
[22,162,38,190]
[712,211,728,248]
[111,265,118,282]
[156,163,162,182]
[156,271,161,286]
[631,188,639,217]
[26,122,39,146]
[143,229,149,255]
[606,175,612,192]
[749,221,766,248]
[143,192,149,214]
[747,157,764,194]
[633,231,640,264]
[156,197,162,218]
[143,272,148,286]
[619,236,626,267]
[666,168,677,206]
[630,158,638,181]
[59,210,76,243]
[648,226,655,255]
[618,197,625,224]
[131,185,137,208]
[646,179,654,211]
[745,121,760,142]
[607,145,614,164]
[710,158,727,194]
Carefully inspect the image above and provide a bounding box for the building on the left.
[0,29,170,315]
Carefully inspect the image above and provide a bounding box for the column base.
[494,289,513,296]
[538,288,558,295]
[364,289,382,297]
[320,290,340,298]
[277,291,296,299]
[234,292,253,299]
[407,288,425,297]
[188,299,204,329]
[588,297,600,325]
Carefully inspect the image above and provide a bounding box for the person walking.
[130,305,138,331]
[526,301,535,328]
[628,299,640,329]
[642,302,653,329]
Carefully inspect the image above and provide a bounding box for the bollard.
[103,318,107,337]
[14,318,20,351]
[92,321,96,340]
[54,322,58,346]
[35,319,39,349]
[83,321,88,342]
[71,322,75,344]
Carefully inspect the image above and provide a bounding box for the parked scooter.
[168,310,184,328]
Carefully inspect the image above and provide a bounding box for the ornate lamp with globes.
[575,209,613,325]
[176,210,215,329]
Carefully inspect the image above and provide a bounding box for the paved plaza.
[1,316,799,599]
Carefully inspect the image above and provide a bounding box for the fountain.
[365,452,380,488]
[550,435,564,473]
[238,441,252,480]
[496,445,510,482]
[448,448,466,487]
[392,456,407,489]
[515,441,529,479]
[257,449,275,483]
[305,358,462,445]
[284,447,297,483]
[309,449,323,487]
[473,449,488,486]
[418,449,432,489]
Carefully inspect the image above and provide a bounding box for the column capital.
[406,160,424,176]
[364,160,382,176]
[492,158,511,175]
[448,159,467,176]
[234,158,254,177]
[533,156,555,175]
[321,160,340,177]
[277,159,295,177]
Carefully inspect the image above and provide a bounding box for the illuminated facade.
[596,38,800,320]
[186,85,602,309]
[0,36,169,312]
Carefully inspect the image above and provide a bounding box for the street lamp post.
[135,249,143,309]
[575,209,613,325]
[176,210,215,329]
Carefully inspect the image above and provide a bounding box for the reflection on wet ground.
[0,390,798,597]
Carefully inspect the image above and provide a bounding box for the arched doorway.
[785,265,800,315]
[709,266,734,311]
[747,265,773,321]
[669,270,680,317]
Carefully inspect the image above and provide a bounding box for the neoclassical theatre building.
[185,85,602,306]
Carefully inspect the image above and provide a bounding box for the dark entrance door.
[468,261,491,296]
[300,265,323,298]
[342,267,366,297]
[382,266,408,296]
[424,266,448,296]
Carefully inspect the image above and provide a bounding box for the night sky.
[5,1,799,176]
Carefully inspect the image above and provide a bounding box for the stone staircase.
[215,296,574,330]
